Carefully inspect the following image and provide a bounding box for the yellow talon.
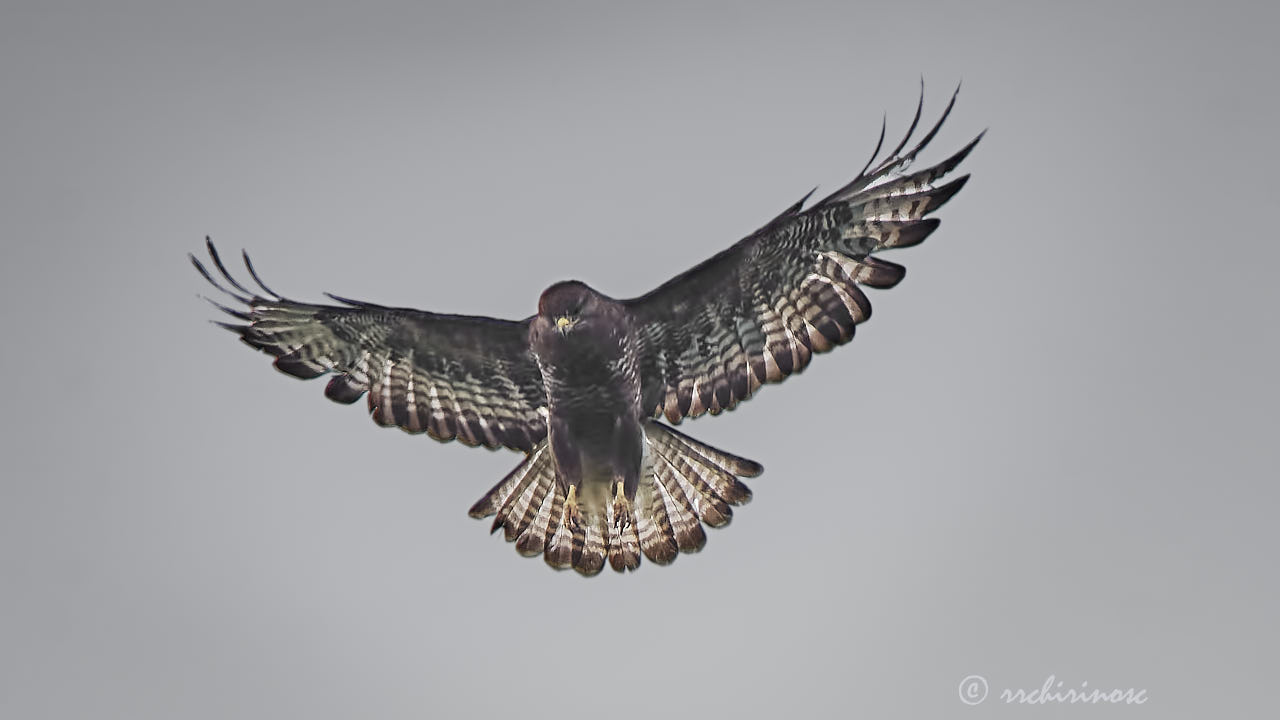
[563,485,580,528]
[612,481,631,530]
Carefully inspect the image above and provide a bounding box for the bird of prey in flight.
[193,87,981,576]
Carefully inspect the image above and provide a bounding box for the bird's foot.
[612,482,631,530]
[562,485,580,529]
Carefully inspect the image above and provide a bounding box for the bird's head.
[536,280,599,337]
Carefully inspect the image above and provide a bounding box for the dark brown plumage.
[193,86,980,575]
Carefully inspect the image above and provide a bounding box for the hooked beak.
[555,316,574,334]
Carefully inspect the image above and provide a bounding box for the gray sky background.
[2,1,1276,718]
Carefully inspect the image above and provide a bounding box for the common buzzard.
[193,88,980,576]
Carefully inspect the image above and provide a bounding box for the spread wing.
[192,241,547,452]
[626,87,982,423]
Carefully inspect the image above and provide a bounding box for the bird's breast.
[535,335,641,412]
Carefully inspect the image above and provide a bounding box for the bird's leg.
[612,479,631,530]
[563,484,581,529]
[549,416,583,530]
[609,414,643,530]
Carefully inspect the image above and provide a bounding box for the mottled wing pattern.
[627,88,982,423]
[192,241,547,452]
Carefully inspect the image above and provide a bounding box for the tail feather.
[470,422,760,575]
[635,481,679,565]
[467,444,551,520]
[655,424,763,478]
[652,456,709,553]
[507,473,554,544]
[669,449,755,506]
[544,522,575,570]
[657,452,734,528]
[606,501,643,572]
[570,521,607,576]
[514,486,560,557]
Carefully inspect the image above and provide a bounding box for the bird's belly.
[546,378,637,458]
[557,408,627,462]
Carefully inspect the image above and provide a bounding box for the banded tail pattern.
[468,422,760,576]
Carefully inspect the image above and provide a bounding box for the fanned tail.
[468,422,761,576]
